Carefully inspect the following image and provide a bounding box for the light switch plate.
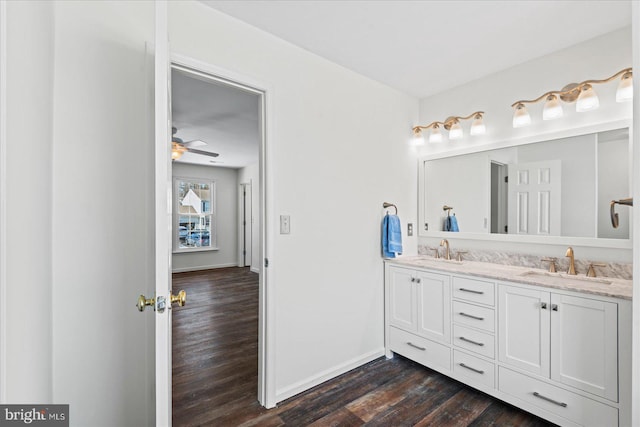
[280,215,290,234]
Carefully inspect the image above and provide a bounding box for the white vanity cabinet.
[387,266,451,343]
[384,261,631,427]
[498,284,618,401]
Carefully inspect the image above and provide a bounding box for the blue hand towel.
[382,214,403,258]
[449,215,459,232]
[444,215,460,232]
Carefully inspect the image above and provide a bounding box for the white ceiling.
[178,0,632,168]
[172,68,260,168]
[202,0,632,98]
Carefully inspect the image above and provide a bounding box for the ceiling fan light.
[542,95,563,120]
[171,142,186,160]
[172,149,183,160]
[469,114,486,136]
[512,103,531,128]
[429,125,443,143]
[616,72,633,102]
[576,84,599,112]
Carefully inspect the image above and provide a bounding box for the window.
[174,178,216,252]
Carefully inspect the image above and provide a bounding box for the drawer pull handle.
[459,288,484,295]
[459,336,484,347]
[551,304,558,311]
[458,363,484,374]
[540,302,548,310]
[532,392,567,408]
[459,312,484,321]
[407,342,426,351]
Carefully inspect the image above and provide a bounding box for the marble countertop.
[386,256,632,300]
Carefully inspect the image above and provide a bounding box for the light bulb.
[411,129,425,146]
[469,114,486,136]
[448,120,463,140]
[429,125,443,143]
[616,72,633,102]
[542,94,563,120]
[512,103,531,128]
[172,142,186,160]
[576,84,599,112]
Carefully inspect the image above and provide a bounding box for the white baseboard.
[250,266,260,274]
[275,348,385,403]
[172,262,238,273]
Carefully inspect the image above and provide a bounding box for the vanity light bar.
[511,67,633,128]
[412,111,486,145]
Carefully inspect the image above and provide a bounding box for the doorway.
[168,61,266,418]
[490,161,508,234]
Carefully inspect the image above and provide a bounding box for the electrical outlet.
[424,223,429,231]
[407,223,413,236]
[280,215,290,234]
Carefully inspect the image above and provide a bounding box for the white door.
[154,2,173,424]
[508,160,561,235]
[550,294,618,401]
[416,271,451,343]
[498,284,550,377]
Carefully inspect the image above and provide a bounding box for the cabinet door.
[388,267,416,331]
[498,284,550,377]
[550,294,618,401]
[416,271,451,343]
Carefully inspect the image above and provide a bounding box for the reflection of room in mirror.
[423,128,630,239]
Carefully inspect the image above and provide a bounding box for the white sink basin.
[519,270,612,285]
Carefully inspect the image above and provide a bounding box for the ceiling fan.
[171,127,219,160]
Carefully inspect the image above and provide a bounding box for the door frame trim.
[0,0,8,402]
[170,53,276,407]
[238,183,252,268]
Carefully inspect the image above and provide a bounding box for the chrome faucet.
[565,246,577,275]
[440,239,451,260]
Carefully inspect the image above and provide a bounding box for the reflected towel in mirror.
[444,214,459,232]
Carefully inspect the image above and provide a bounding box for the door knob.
[137,294,155,312]
[171,290,187,307]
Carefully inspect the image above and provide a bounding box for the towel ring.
[610,198,633,228]
[383,202,398,215]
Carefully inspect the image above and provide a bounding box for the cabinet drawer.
[499,367,617,427]
[453,325,495,359]
[452,276,495,306]
[452,301,495,333]
[389,326,450,371]
[453,350,495,389]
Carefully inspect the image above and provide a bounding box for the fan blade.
[187,148,219,158]
[183,139,207,148]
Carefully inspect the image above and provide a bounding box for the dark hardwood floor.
[172,267,555,426]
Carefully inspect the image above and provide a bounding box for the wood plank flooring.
[172,267,555,427]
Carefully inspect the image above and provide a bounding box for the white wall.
[238,162,260,272]
[418,27,633,261]
[4,0,54,403]
[169,1,419,401]
[172,163,238,272]
[425,152,490,233]
[50,2,154,426]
